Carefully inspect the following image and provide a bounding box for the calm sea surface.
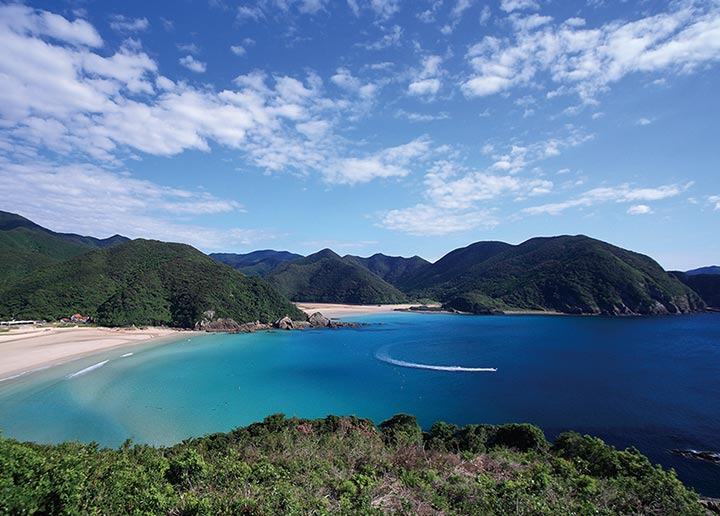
[1,312,719,495]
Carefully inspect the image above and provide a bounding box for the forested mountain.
[0,239,304,327]
[685,265,720,276]
[401,235,704,315]
[672,272,720,308]
[343,253,430,287]
[265,249,408,304]
[0,210,128,289]
[210,250,303,276]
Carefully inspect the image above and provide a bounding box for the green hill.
[0,210,129,289]
[0,414,704,515]
[265,249,409,304]
[397,241,512,293]
[210,250,303,276]
[0,239,304,327]
[343,253,430,287]
[403,235,704,315]
[672,272,720,308]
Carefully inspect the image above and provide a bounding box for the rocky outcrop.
[308,312,330,327]
[196,311,362,333]
[671,449,720,463]
[274,316,295,330]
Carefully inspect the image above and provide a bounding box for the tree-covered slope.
[0,210,128,249]
[0,414,704,515]
[0,239,304,327]
[404,235,704,315]
[0,210,129,290]
[343,253,430,287]
[673,272,720,308]
[265,249,409,304]
[398,241,512,293]
[210,250,303,276]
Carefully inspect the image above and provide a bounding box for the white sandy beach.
[295,302,423,318]
[0,326,193,381]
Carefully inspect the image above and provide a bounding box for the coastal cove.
[1,311,719,497]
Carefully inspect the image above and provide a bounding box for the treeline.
[0,414,703,515]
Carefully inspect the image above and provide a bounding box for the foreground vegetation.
[0,414,703,515]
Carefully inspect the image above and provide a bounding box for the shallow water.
[1,312,719,495]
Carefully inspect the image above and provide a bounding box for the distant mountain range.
[210,250,302,276]
[685,265,720,276]
[264,249,409,304]
[1,210,717,324]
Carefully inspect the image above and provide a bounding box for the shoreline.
[295,302,565,318]
[0,325,197,382]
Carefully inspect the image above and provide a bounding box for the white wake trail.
[375,347,496,373]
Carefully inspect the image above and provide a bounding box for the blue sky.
[0,0,718,269]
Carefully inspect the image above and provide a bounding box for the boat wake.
[66,360,109,379]
[375,346,496,373]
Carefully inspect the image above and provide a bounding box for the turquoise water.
[1,312,719,496]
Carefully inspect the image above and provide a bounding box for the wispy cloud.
[525,183,691,215]
[462,4,720,102]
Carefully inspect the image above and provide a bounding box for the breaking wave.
[375,346,496,373]
[66,360,109,379]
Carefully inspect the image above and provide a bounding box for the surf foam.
[66,360,109,379]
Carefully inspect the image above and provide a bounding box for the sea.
[1,311,719,496]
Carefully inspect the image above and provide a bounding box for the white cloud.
[408,55,443,97]
[178,42,200,54]
[500,0,539,13]
[627,204,653,215]
[370,0,401,20]
[331,68,377,98]
[328,136,432,184]
[395,110,450,122]
[0,4,102,47]
[380,204,498,236]
[525,182,690,215]
[442,0,474,34]
[230,44,247,56]
[179,55,207,73]
[636,117,653,125]
[0,160,274,250]
[362,24,402,50]
[462,4,720,101]
[109,14,149,33]
[408,78,441,96]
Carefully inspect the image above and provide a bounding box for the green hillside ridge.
[0,210,128,249]
[343,253,430,287]
[0,239,304,327]
[0,211,129,290]
[397,241,512,293]
[0,413,704,515]
[672,272,720,308]
[266,249,409,304]
[210,250,303,276]
[403,235,704,315]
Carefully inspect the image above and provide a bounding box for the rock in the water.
[274,316,295,330]
[308,312,330,328]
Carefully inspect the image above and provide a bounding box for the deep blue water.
[1,312,719,496]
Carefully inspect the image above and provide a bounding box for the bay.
[1,312,719,496]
